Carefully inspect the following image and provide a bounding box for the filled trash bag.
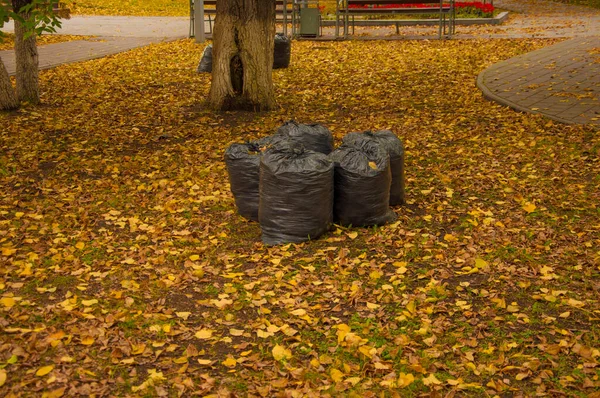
[273,33,291,69]
[198,34,290,73]
[197,44,213,73]
[330,142,397,227]
[276,120,334,155]
[259,143,334,245]
[224,137,275,221]
[343,130,405,206]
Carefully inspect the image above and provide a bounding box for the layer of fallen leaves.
[0,34,91,51]
[71,0,189,16]
[0,38,599,397]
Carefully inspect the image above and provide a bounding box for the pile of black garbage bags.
[225,121,405,245]
[198,34,291,73]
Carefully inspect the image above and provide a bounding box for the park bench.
[336,0,455,39]
[190,0,294,39]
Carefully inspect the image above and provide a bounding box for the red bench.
[336,0,455,39]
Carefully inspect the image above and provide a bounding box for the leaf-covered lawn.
[71,0,190,16]
[69,0,338,17]
[1,38,599,397]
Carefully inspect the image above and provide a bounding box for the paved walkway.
[477,36,600,126]
[0,16,190,75]
[474,0,600,127]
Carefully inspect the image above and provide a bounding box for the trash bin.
[297,1,321,37]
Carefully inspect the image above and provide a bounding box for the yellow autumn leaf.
[0,297,16,308]
[347,231,358,240]
[336,324,350,344]
[195,329,213,339]
[1,247,16,256]
[474,258,488,268]
[75,242,85,250]
[366,302,380,309]
[81,336,95,346]
[189,254,200,261]
[330,368,344,382]
[522,202,536,213]
[81,299,98,306]
[290,308,306,316]
[229,328,244,336]
[176,311,191,320]
[222,357,237,368]
[368,161,378,170]
[398,372,415,388]
[36,365,54,377]
[272,344,292,361]
[0,369,6,387]
[422,373,442,386]
[345,376,361,386]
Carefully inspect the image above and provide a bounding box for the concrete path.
[0,16,191,76]
[477,36,600,127]
[1,37,163,75]
[474,1,600,127]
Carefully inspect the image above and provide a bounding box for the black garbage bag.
[343,130,405,206]
[197,44,213,73]
[330,142,397,227]
[259,143,334,245]
[273,33,291,69]
[224,136,275,221]
[198,34,290,73]
[276,120,334,155]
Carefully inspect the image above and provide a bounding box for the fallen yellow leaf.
[522,202,536,213]
[0,297,16,308]
[35,365,54,377]
[330,368,344,382]
[398,372,415,388]
[195,329,213,339]
[422,373,442,386]
[222,357,237,368]
[272,344,292,361]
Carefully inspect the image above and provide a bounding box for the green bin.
[299,7,320,37]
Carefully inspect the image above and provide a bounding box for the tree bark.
[13,16,40,104]
[0,58,19,111]
[208,0,276,111]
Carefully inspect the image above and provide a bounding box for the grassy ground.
[0,34,92,51]
[0,38,599,396]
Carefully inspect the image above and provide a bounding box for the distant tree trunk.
[208,0,275,111]
[0,59,19,111]
[12,0,39,104]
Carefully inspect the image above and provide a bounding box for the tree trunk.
[14,16,40,104]
[0,58,19,111]
[208,0,276,111]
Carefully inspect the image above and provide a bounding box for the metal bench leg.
[344,10,348,39]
